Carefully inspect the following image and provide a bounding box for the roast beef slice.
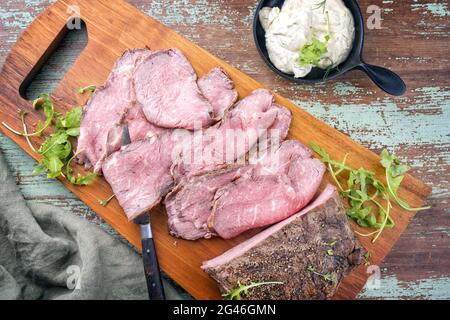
[165,166,249,240]
[198,67,238,119]
[101,133,176,220]
[76,48,150,172]
[134,48,214,130]
[208,142,325,239]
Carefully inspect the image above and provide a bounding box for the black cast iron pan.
[253,0,406,96]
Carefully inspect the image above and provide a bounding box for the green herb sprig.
[298,36,330,67]
[66,152,97,185]
[223,281,283,300]
[98,194,116,207]
[2,93,55,137]
[307,265,336,283]
[298,10,334,75]
[78,85,97,94]
[323,60,339,81]
[3,94,96,185]
[324,240,337,256]
[310,142,430,243]
[380,150,430,212]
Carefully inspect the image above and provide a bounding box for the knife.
[122,125,166,300]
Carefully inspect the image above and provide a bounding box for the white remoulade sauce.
[259,0,355,78]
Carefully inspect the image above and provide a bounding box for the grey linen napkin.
[0,149,182,300]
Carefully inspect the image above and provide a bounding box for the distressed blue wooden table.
[0,0,448,299]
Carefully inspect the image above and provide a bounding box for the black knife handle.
[142,237,166,300]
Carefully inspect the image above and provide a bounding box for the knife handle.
[141,230,166,300]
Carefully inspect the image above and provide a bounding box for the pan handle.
[357,62,406,96]
[141,224,166,300]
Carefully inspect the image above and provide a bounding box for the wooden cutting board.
[0,0,431,300]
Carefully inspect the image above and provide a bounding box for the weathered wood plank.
[0,0,448,299]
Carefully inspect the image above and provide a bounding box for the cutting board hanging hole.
[19,19,88,101]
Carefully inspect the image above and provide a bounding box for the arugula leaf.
[32,94,55,137]
[57,106,82,129]
[66,153,97,186]
[310,142,429,243]
[3,93,96,187]
[78,85,97,94]
[45,156,64,179]
[66,127,80,137]
[2,94,55,137]
[98,194,116,207]
[380,149,430,212]
[36,131,71,179]
[38,131,70,156]
[32,163,47,176]
[307,265,336,283]
[222,281,283,300]
[311,141,329,160]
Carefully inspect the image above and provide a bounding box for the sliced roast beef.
[77,46,244,173]
[202,185,366,300]
[266,103,291,144]
[206,90,288,166]
[123,66,237,142]
[245,102,292,160]
[76,48,151,172]
[208,142,325,239]
[165,166,249,240]
[101,132,176,220]
[122,102,168,142]
[198,67,238,119]
[172,89,288,179]
[165,140,322,240]
[251,139,310,175]
[134,49,214,130]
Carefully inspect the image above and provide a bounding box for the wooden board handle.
[0,1,74,105]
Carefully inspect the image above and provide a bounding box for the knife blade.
[122,125,166,300]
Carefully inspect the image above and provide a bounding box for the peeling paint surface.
[292,86,450,149]
[0,0,448,299]
[360,275,450,299]
[411,3,450,17]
